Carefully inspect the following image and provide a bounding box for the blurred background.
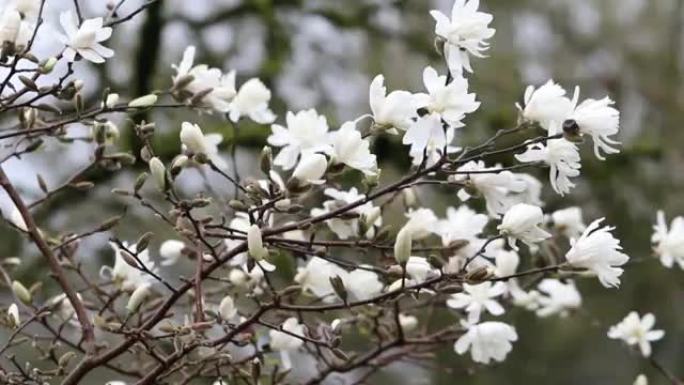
[1,0,683,383]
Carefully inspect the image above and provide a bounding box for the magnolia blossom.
[551,207,586,238]
[454,321,518,364]
[535,279,582,318]
[416,66,479,127]
[393,225,413,265]
[403,113,459,166]
[0,6,32,50]
[498,203,550,250]
[565,218,629,288]
[172,46,236,112]
[404,208,439,240]
[344,269,383,301]
[369,75,418,131]
[57,11,113,63]
[447,282,506,323]
[179,122,227,168]
[438,205,488,246]
[329,121,377,175]
[228,78,276,124]
[569,96,621,160]
[405,256,437,283]
[268,109,332,170]
[652,211,684,269]
[311,188,381,240]
[294,257,347,301]
[453,160,526,216]
[159,240,186,266]
[218,295,237,321]
[515,135,581,196]
[518,80,576,131]
[270,317,305,351]
[7,303,19,327]
[493,249,520,278]
[291,153,327,185]
[608,312,665,357]
[100,242,156,292]
[247,224,269,261]
[430,0,495,74]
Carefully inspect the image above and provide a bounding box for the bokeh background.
[1,0,683,384]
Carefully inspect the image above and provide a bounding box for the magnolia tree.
[0,0,681,384]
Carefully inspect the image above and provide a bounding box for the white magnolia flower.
[454,321,518,364]
[179,122,226,168]
[291,153,327,185]
[508,173,543,207]
[172,46,236,113]
[438,205,489,246]
[100,241,156,292]
[452,160,526,216]
[652,211,684,269]
[405,256,437,283]
[247,224,269,261]
[447,282,506,323]
[535,279,582,318]
[607,312,665,357]
[369,74,419,131]
[7,303,19,327]
[493,249,520,278]
[329,121,377,175]
[268,109,332,170]
[404,208,439,240]
[515,134,581,196]
[0,9,21,45]
[569,96,621,160]
[498,203,550,250]
[311,188,381,240]
[403,113,459,166]
[218,295,237,321]
[270,317,305,351]
[228,78,276,124]
[394,224,413,265]
[416,66,479,127]
[551,207,586,238]
[430,0,495,74]
[519,80,577,131]
[565,218,629,288]
[344,269,383,301]
[509,282,541,311]
[294,257,347,301]
[159,240,186,266]
[56,11,113,63]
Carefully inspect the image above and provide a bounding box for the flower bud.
[128,94,158,108]
[40,57,57,74]
[259,146,272,174]
[291,154,327,185]
[393,225,413,265]
[12,280,31,304]
[103,93,120,109]
[126,285,151,312]
[7,303,19,328]
[148,157,167,191]
[247,224,268,261]
[168,155,187,178]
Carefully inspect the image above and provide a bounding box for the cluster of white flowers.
[4,1,682,383]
